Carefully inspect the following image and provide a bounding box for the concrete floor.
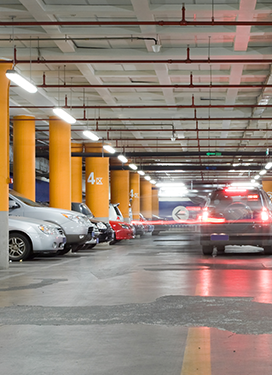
[1,230,272,374]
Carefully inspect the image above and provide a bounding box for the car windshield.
[114,205,122,216]
[79,204,94,218]
[10,189,42,207]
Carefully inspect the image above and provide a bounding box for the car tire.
[9,232,32,261]
[263,246,272,255]
[202,245,213,256]
[217,245,225,254]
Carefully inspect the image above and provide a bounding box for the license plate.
[210,234,229,241]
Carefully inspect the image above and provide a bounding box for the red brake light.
[248,194,259,200]
[224,187,247,194]
[261,207,269,221]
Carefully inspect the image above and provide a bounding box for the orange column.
[13,116,36,201]
[85,143,109,221]
[152,187,159,216]
[0,61,12,269]
[130,172,140,220]
[71,143,83,203]
[111,170,130,222]
[49,117,71,210]
[262,181,272,200]
[140,179,152,218]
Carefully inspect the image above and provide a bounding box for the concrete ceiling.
[1,0,272,188]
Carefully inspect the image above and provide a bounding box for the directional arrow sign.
[172,206,189,221]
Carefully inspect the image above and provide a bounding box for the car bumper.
[200,223,272,247]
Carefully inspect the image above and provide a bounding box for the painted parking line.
[181,326,211,375]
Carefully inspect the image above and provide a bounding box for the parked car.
[150,214,170,235]
[139,213,154,233]
[9,189,94,254]
[71,202,114,245]
[200,185,272,255]
[9,216,66,261]
[109,203,135,243]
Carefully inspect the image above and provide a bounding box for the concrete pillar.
[130,172,140,219]
[262,181,272,200]
[71,143,83,203]
[140,179,152,219]
[152,187,159,216]
[49,117,71,210]
[13,116,35,201]
[0,61,13,269]
[85,143,109,221]
[111,170,130,222]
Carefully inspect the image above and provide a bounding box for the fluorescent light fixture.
[150,180,157,184]
[103,145,116,154]
[156,182,185,187]
[231,182,258,187]
[83,130,99,141]
[265,162,272,170]
[159,187,188,197]
[118,154,128,163]
[6,69,37,93]
[144,175,151,181]
[129,163,138,170]
[138,170,145,176]
[259,169,267,175]
[53,108,76,124]
[254,175,260,180]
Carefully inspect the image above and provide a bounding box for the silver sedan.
[9,216,66,261]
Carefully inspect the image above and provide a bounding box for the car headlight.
[97,222,107,230]
[62,213,88,225]
[119,223,129,229]
[39,224,56,235]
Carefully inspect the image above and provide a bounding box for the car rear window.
[210,188,263,211]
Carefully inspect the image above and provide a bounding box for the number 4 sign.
[87,172,103,185]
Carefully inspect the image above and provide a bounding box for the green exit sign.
[206,152,222,156]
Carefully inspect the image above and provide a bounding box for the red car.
[109,220,135,244]
[109,203,135,244]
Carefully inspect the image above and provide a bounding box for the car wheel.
[9,232,32,261]
[217,245,225,254]
[263,246,272,255]
[202,245,213,256]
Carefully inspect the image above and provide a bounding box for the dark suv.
[200,185,272,255]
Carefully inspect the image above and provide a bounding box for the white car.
[9,189,94,254]
[9,216,66,261]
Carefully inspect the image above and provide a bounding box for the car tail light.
[261,207,269,222]
[202,207,226,223]
[248,194,259,201]
[202,207,209,221]
[224,187,247,194]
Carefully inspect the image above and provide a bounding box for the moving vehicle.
[9,189,94,254]
[9,216,66,261]
[109,203,135,243]
[200,185,272,255]
[71,202,113,245]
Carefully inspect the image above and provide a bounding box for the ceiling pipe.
[24,83,272,90]
[1,16,272,27]
[4,57,272,65]
[9,104,272,109]
[35,127,272,133]
[14,117,272,122]
[35,144,271,151]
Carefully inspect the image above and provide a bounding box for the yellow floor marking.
[181,327,211,375]
[180,283,211,374]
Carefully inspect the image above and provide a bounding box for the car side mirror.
[9,200,19,210]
